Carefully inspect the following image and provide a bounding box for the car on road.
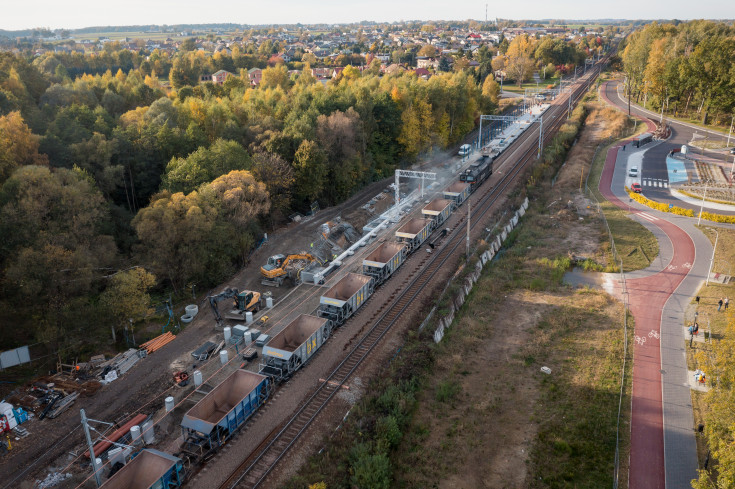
[631,183,642,193]
[729,147,735,155]
[628,166,639,177]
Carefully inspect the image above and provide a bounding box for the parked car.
[628,166,639,177]
[631,183,642,193]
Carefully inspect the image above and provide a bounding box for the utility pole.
[698,183,708,226]
[81,409,102,488]
[705,229,718,286]
[537,116,544,158]
[466,199,471,260]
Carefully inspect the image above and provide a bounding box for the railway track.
[218,61,607,489]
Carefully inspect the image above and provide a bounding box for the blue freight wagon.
[260,314,331,382]
[179,370,271,463]
[421,198,454,227]
[99,449,184,489]
[317,273,374,326]
[362,242,407,286]
[395,218,433,252]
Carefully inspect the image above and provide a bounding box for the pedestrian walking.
[725,297,730,310]
[718,298,723,311]
[696,296,700,305]
[622,144,626,151]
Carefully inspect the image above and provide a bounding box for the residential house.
[311,67,331,79]
[413,68,431,79]
[212,70,234,85]
[247,68,263,86]
[416,57,439,70]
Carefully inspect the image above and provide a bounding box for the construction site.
[0,57,607,489]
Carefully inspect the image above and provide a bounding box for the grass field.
[70,30,239,41]
[583,103,660,271]
[502,76,560,93]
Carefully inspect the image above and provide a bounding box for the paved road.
[602,81,735,216]
[599,116,708,488]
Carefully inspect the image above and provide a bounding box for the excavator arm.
[207,288,238,325]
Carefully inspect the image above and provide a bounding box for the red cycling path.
[599,84,696,489]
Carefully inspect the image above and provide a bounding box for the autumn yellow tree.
[482,75,500,106]
[506,35,537,86]
[0,111,48,183]
[100,267,156,342]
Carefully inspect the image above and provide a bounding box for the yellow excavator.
[260,253,318,287]
[208,288,261,326]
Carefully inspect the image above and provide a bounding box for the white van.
[458,144,471,156]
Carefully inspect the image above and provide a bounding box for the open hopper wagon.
[395,218,433,252]
[421,198,454,227]
[260,314,331,382]
[362,242,407,286]
[99,449,184,489]
[442,181,471,206]
[180,370,271,463]
[317,273,374,326]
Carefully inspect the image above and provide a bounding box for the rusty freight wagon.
[442,181,471,206]
[99,449,185,489]
[259,314,332,382]
[395,218,433,252]
[180,370,271,463]
[317,273,374,326]
[421,198,454,227]
[362,242,407,286]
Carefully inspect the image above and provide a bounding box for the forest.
[621,20,735,125]
[0,44,495,358]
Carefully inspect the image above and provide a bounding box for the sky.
[1,0,734,31]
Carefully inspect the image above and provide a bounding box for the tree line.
[621,20,735,125]
[0,47,493,358]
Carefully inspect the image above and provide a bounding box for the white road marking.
[638,212,659,222]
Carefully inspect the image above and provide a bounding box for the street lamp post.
[698,183,709,226]
[705,228,719,287]
[727,114,734,147]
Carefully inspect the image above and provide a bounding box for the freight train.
[99,149,496,489]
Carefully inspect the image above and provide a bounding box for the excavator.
[260,253,319,287]
[208,288,261,325]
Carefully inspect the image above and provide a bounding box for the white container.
[164,396,174,412]
[130,425,141,444]
[220,350,228,365]
[266,297,274,308]
[681,145,688,155]
[185,304,198,317]
[108,447,124,466]
[224,327,231,343]
[142,420,154,444]
[193,370,202,387]
[246,311,253,324]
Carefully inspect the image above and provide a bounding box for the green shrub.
[435,380,461,403]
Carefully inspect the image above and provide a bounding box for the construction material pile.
[140,331,176,354]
